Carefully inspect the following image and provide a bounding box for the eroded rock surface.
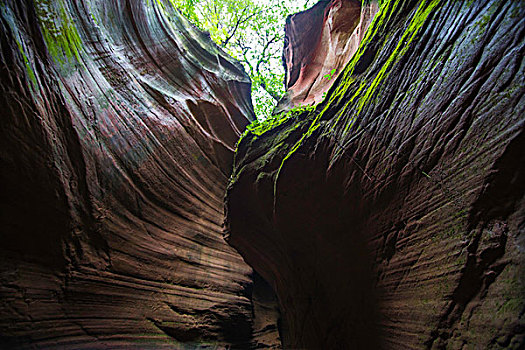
[276,0,379,113]
[227,0,524,348]
[0,0,259,348]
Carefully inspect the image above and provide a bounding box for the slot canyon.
[1,0,523,349]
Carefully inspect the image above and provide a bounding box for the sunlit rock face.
[276,0,379,113]
[0,0,259,348]
[227,0,524,348]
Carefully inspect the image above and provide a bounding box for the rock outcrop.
[276,0,379,113]
[3,0,524,348]
[227,0,524,348]
[0,0,260,348]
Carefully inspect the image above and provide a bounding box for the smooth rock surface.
[227,0,525,348]
[0,0,259,348]
[276,0,378,113]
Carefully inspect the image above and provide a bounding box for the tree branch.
[221,8,264,47]
[260,81,281,101]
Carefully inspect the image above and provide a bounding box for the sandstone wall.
[0,0,258,347]
[227,0,524,348]
[276,0,379,113]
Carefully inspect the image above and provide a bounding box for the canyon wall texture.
[0,0,264,348]
[276,0,379,113]
[227,0,524,348]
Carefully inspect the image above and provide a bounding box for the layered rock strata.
[227,0,525,348]
[0,0,259,348]
[276,0,379,113]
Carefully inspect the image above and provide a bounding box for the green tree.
[171,0,312,120]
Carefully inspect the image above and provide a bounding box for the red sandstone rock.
[0,0,259,348]
[276,0,378,113]
[3,0,524,348]
[227,0,525,348]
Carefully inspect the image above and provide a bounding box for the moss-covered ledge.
[225,0,525,348]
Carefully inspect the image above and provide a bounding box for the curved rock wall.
[276,0,378,113]
[227,0,524,348]
[0,0,258,348]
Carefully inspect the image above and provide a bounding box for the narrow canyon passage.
[1,0,524,349]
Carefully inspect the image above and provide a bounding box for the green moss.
[510,5,522,19]
[271,108,324,198]
[155,0,167,12]
[34,0,82,64]
[498,298,522,315]
[263,2,417,194]
[235,0,445,203]
[131,333,178,343]
[316,0,400,123]
[239,0,395,168]
[15,39,37,86]
[245,105,315,137]
[356,0,441,114]
[2,3,37,86]
[476,13,491,29]
[90,12,99,26]
[320,0,392,109]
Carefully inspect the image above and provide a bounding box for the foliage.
[246,105,315,136]
[170,0,312,120]
[323,69,336,80]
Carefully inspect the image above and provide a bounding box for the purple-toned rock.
[227,0,524,348]
[0,0,259,348]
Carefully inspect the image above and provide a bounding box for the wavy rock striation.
[227,0,524,348]
[276,0,379,113]
[0,0,263,348]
